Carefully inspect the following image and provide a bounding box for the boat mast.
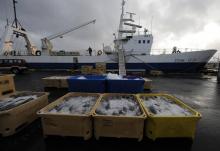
[118,0,125,40]
[13,0,18,28]
[12,0,23,29]
[117,0,127,76]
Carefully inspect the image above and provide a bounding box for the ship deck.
[0,71,220,151]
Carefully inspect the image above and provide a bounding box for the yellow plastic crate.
[92,93,146,141]
[0,74,15,96]
[38,92,101,140]
[0,91,49,136]
[137,93,201,140]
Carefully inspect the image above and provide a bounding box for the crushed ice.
[107,73,123,79]
[49,96,97,114]
[46,76,70,79]
[77,76,87,79]
[0,94,38,111]
[96,95,142,116]
[142,96,192,116]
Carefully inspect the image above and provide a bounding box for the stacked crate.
[42,76,70,88]
[81,66,93,74]
[95,63,106,74]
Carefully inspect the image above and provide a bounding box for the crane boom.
[46,19,96,40]
[41,19,96,52]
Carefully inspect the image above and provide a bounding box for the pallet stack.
[42,76,70,88]
[95,63,106,74]
[81,66,93,74]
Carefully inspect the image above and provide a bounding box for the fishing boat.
[0,0,217,74]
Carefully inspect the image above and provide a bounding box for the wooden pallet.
[42,76,70,88]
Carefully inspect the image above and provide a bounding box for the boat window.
[147,40,150,43]
[9,60,13,64]
[3,60,8,64]
[0,60,2,64]
[138,40,141,44]
[143,40,145,44]
[18,60,22,63]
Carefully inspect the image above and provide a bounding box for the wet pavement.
[1,71,220,151]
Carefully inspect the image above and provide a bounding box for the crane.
[41,19,96,53]
[1,0,38,56]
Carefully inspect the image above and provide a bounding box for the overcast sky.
[0,0,219,59]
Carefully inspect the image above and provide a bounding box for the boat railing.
[2,50,31,56]
[150,48,205,55]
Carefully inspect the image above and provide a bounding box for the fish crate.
[42,76,70,88]
[0,74,16,96]
[106,76,145,93]
[37,92,101,140]
[68,75,106,93]
[137,93,202,140]
[143,78,152,90]
[0,91,49,137]
[93,93,146,141]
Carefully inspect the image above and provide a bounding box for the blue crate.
[107,76,144,93]
[68,75,106,93]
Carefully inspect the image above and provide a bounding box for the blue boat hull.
[27,62,207,73]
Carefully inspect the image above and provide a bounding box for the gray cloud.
[0,0,220,56]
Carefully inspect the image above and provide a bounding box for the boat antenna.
[138,16,140,35]
[150,16,153,34]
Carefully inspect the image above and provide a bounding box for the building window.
[147,40,150,43]
[143,40,145,44]
[138,40,141,44]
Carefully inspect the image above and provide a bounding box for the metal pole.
[13,0,18,28]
